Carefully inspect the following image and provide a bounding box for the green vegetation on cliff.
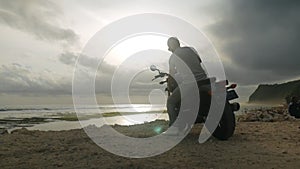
[249,80,300,104]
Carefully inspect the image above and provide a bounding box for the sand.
[1,119,300,169]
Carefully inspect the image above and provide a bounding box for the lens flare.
[154,126,162,134]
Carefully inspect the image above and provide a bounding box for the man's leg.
[167,87,181,127]
[175,83,199,131]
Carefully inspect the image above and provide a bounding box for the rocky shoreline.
[237,107,296,122]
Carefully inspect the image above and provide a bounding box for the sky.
[0,0,299,105]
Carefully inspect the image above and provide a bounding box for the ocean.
[0,104,167,132]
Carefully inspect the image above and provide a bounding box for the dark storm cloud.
[208,0,300,84]
[0,0,78,43]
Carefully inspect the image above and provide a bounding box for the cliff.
[249,80,300,104]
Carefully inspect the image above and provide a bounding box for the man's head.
[167,37,180,53]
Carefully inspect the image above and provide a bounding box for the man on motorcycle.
[166,37,208,135]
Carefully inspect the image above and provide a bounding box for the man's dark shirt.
[169,47,207,84]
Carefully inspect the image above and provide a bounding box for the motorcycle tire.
[212,101,236,140]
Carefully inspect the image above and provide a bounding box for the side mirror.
[150,65,158,71]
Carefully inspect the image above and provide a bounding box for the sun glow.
[103,34,169,65]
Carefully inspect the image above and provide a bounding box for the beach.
[1,108,300,169]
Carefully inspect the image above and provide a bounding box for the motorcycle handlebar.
[159,80,167,85]
[152,72,168,81]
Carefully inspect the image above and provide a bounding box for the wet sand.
[1,119,300,169]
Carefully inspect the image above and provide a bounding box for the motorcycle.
[150,65,240,140]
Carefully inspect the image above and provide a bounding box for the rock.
[238,107,294,122]
[11,127,32,135]
[0,129,8,135]
[259,112,274,122]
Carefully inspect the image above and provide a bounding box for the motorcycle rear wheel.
[212,102,236,140]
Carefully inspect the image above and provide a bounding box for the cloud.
[58,51,165,96]
[0,0,78,44]
[0,64,72,95]
[208,0,300,85]
[59,52,76,65]
[58,52,115,74]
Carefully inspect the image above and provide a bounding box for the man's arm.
[168,55,177,92]
[169,54,176,77]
